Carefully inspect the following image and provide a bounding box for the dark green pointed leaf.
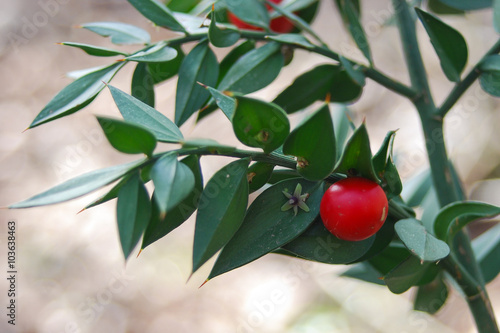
[127,0,187,33]
[415,8,468,82]
[59,42,127,57]
[209,179,323,279]
[433,201,500,242]
[373,131,396,175]
[192,158,250,273]
[283,104,336,181]
[384,255,432,294]
[337,0,372,64]
[217,42,284,94]
[232,96,290,153]
[247,162,275,193]
[222,0,270,29]
[180,138,236,153]
[334,123,379,181]
[495,0,500,33]
[341,262,386,286]
[81,22,151,45]
[414,274,448,314]
[436,0,492,10]
[479,55,500,97]
[203,85,236,120]
[148,46,185,84]
[350,215,397,263]
[369,243,411,275]
[339,55,366,86]
[473,223,500,283]
[428,0,465,15]
[9,159,144,209]
[266,34,316,49]
[282,217,375,264]
[151,153,195,215]
[218,40,256,84]
[273,65,362,114]
[30,62,124,128]
[209,11,240,48]
[142,155,203,249]
[108,85,183,143]
[83,175,131,210]
[125,42,178,62]
[176,41,219,126]
[132,62,155,107]
[333,106,354,160]
[382,158,403,199]
[395,218,450,262]
[116,172,151,259]
[97,116,157,157]
[167,0,199,12]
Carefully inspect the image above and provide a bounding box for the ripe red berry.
[320,177,389,241]
[227,0,295,33]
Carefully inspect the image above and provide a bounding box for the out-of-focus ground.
[1,0,500,332]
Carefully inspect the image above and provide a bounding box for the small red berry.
[320,177,388,241]
[227,0,295,33]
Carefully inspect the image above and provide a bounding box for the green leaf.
[341,262,386,286]
[382,158,403,199]
[232,96,290,154]
[433,201,500,242]
[247,162,275,193]
[116,172,151,259]
[125,42,178,62]
[180,138,236,153]
[167,0,200,12]
[268,169,300,184]
[350,215,397,263]
[337,0,373,64]
[218,40,256,84]
[209,11,240,48]
[142,155,203,249]
[58,42,127,57]
[151,153,195,216]
[372,131,396,176]
[384,255,433,294]
[414,274,448,314]
[339,55,366,86]
[479,55,500,97]
[368,243,411,275]
[126,0,187,33]
[415,8,468,82]
[395,218,450,262]
[80,21,151,45]
[283,104,336,181]
[83,175,131,211]
[333,106,354,161]
[148,46,185,84]
[192,158,250,273]
[29,62,124,128]
[108,85,183,143]
[222,0,270,29]
[9,159,144,209]
[436,0,492,10]
[131,62,155,107]
[282,217,375,264]
[428,0,465,15]
[273,64,362,114]
[175,41,219,126]
[334,123,379,181]
[203,85,236,120]
[209,179,323,279]
[473,223,500,283]
[266,34,316,49]
[97,116,157,157]
[217,42,284,94]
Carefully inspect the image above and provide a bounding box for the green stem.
[438,38,500,117]
[392,1,498,332]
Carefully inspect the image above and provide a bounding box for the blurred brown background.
[1,0,500,332]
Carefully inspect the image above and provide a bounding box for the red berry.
[227,0,295,33]
[320,177,389,241]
